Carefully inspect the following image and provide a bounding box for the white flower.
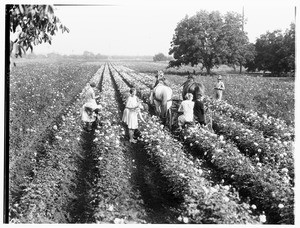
[223,185,230,191]
[183,217,189,223]
[219,135,224,141]
[223,196,230,202]
[114,218,124,224]
[281,168,288,174]
[53,125,58,130]
[278,204,284,209]
[177,216,183,222]
[251,204,257,210]
[107,204,114,211]
[55,135,62,140]
[259,214,266,223]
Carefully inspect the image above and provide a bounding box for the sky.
[21,0,297,56]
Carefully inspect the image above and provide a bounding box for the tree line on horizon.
[166,10,295,76]
[9,5,295,76]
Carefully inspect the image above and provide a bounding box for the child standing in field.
[177,93,194,130]
[214,75,225,100]
[122,87,146,143]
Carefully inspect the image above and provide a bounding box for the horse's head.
[182,82,205,100]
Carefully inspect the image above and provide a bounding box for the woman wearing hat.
[81,101,102,131]
[81,82,101,131]
[214,75,225,100]
[81,82,99,105]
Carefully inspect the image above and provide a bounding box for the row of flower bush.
[88,65,148,224]
[116,65,294,180]
[10,60,101,159]
[112,64,294,224]
[9,65,105,223]
[9,62,103,205]
[117,65,294,142]
[205,98,294,141]
[211,114,294,180]
[110,64,261,224]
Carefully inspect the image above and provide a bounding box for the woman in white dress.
[122,87,145,143]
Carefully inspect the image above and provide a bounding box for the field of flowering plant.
[118,61,295,125]
[9,64,104,223]
[112,64,294,224]
[110,64,262,224]
[88,66,148,224]
[8,59,294,225]
[9,60,103,212]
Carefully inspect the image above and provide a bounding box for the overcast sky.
[12,0,298,56]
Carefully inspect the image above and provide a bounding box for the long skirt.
[122,108,138,129]
[215,90,223,100]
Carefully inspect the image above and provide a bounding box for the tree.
[168,10,253,75]
[153,53,167,62]
[245,23,295,75]
[9,5,69,60]
[222,12,255,73]
[280,23,295,74]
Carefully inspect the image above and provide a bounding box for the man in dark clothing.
[194,94,206,126]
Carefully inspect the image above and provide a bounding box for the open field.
[8,58,295,224]
[119,61,295,125]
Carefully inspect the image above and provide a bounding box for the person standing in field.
[181,72,194,88]
[194,93,206,126]
[177,93,194,130]
[81,101,102,131]
[122,87,146,143]
[81,82,99,105]
[81,82,101,131]
[214,75,225,100]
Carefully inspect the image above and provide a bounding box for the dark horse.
[182,81,205,100]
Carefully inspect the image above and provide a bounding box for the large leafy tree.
[9,5,69,59]
[248,23,295,75]
[280,23,295,73]
[168,10,253,75]
[222,12,255,73]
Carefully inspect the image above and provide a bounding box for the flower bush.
[9,65,104,223]
[89,65,147,224]
[9,61,102,204]
[112,64,294,224]
[110,64,261,224]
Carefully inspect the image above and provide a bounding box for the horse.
[150,84,173,123]
[182,81,205,101]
